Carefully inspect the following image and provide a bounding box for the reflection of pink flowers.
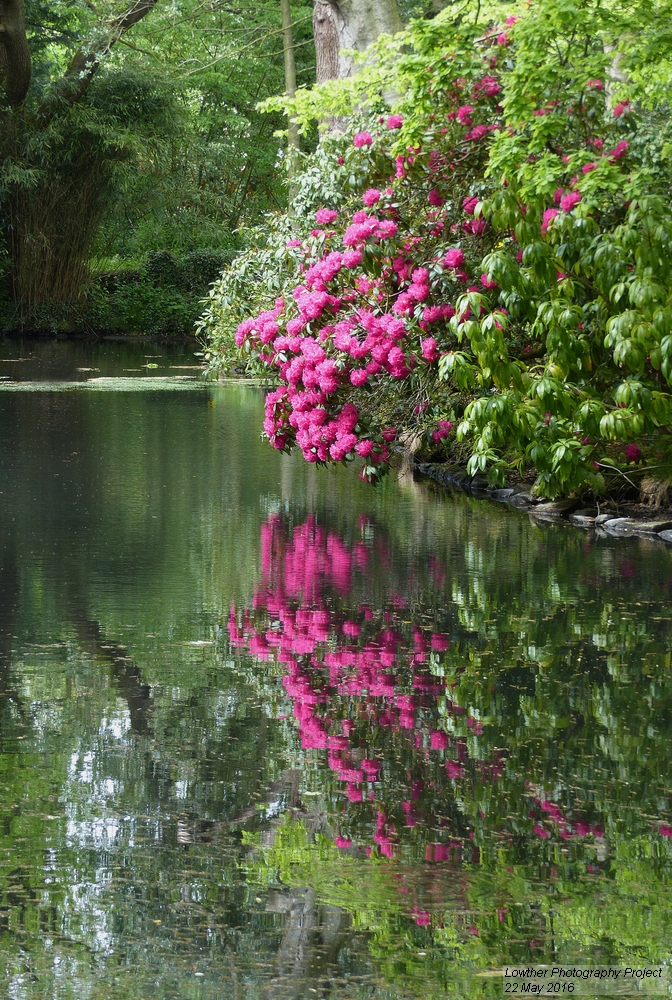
[228,514,502,860]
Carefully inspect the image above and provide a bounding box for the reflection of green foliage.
[243,817,672,996]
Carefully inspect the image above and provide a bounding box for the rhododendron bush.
[200,0,672,497]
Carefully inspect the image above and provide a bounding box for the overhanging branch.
[40,0,160,117]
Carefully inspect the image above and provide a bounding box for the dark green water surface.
[0,340,671,999]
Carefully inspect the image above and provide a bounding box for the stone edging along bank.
[414,462,672,544]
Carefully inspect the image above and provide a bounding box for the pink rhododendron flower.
[541,208,559,233]
[353,131,373,147]
[475,75,501,96]
[342,248,362,268]
[457,105,473,125]
[462,217,487,235]
[466,124,489,141]
[443,248,465,269]
[586,79,604,90]
[432,420,452,443]
[315,208,338,225]
[376,219,398,239]
[480,273,497,290]
[334,836,352,848]
[624,443,642,462]
[462,196,479,215]
[387,114,403,129]
[362,188,381,206]
[613,100,630,118]
[350,369,369,387]
[560,191,581,212]
[582,162,597,173]
[428,188,444,206]
[610,140,629,160]
[421,337,439,361]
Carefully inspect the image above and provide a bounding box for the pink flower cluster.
[432,419,453,442]
[235,171,497,472]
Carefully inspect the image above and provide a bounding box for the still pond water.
[0,340,671,999]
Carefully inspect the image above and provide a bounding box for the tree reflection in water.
[228,511,672,987]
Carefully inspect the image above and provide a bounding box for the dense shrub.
[83,245,241,336]
[201,1,672,497]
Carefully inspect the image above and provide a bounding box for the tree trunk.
[280,0,300,153]
[319,0,403,78]
[0,0,31,105]
[313,1,339,83]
